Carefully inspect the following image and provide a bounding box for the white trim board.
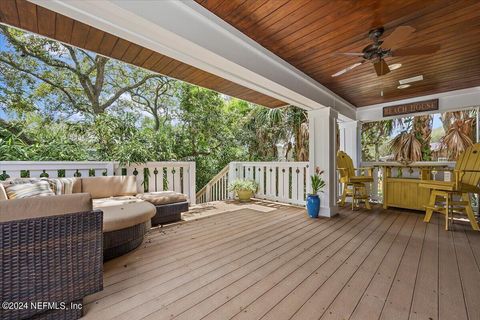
[357,87,480,122]
[31,0,356,118]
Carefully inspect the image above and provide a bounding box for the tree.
[361,120,394,161]
[413,115,432,160]
[0,25,161,117]
[242,105,308,161]
[129,75,176,131]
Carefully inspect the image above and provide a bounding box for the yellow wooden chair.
[420,143,480,231]
[337,150,374,210]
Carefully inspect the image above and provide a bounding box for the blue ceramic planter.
[306,194,320,218]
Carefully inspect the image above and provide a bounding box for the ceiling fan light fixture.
[389,63,402,70]
[397,84,411,89]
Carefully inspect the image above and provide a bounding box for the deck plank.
[288,212,400,320]
[178,211,378,320]
[452,223,480,320]
[82,204,480,320]
[379,213,427,320]
[409,217,439,320]
[84,209,356,319]
[438,221,468,320]
[319,213,409,320]
[349,214,419,320]
[111,212,365,320]
[88,209,309,302]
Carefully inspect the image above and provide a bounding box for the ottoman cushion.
[136,191,188,205]
[93,197,155,232]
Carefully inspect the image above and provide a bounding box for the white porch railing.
[0,161,196,204]
[360,161,456,203]
[196,161,310,206]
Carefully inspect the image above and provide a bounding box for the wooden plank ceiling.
[197,0,480,107]
[0,0,287,108]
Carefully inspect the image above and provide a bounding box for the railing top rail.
[0,161,111,165]
[232,161,309,167]
[361,161,456,167]
[123,161,195,167]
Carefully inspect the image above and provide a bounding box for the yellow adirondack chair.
[420,143,480,231]
[337,151,374,210]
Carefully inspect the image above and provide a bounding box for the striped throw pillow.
[5,180,55,199]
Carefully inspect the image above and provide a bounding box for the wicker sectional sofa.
[0,193,103,320]
[0,175,189,319]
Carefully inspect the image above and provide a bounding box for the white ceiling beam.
[31,0,356,118]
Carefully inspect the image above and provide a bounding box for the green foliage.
[0,26,310,193]
[310,167,326,194]
[228,179,258,193]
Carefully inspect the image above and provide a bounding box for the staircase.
[196,162,310,205]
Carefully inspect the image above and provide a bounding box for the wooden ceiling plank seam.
[253,0,331,43]
[16,0,37,33]
[211,0,249,18]
[152,55,176,74]
[241,0,310,35]
[141,52,164,70]
[70,20,90,49]
[234,0,290,31]
[54,13,74,44]
[83,27,105,53]
[36,5,55,39]
[220,0,270,27]
[132,47,154,66]
[97,33,119,57]
[0,0,20,26]
[109,38,130,60]
[120,42,142,63]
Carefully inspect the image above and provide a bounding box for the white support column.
[338,120,362,168]
[309,108,338,217]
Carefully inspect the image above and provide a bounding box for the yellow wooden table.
[378,163,452,211]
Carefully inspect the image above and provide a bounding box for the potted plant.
[228,178,258,202]
[306,167,326,218]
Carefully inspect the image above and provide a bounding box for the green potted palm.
[306,167,326,218]
[228,179,258,202]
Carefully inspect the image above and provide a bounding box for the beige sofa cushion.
[93,197,155,232]
[136,191,188,205]
[82,176,138,199]
[0,193,93,222]
[5,181,55,199]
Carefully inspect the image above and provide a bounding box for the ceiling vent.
[399,75,423,85]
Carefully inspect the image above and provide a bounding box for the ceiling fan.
[332,26,440,77]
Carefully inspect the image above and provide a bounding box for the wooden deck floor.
[83,202,480,320]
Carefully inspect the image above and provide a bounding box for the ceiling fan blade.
[381,26,416,49]
[373,59,390,76]
[391,44,441,56]
[331,61,365,77]
[334,52,364,56]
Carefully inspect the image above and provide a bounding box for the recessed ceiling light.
[399,75,423,85]
[397,84,411,89]
[389,63,402,70]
